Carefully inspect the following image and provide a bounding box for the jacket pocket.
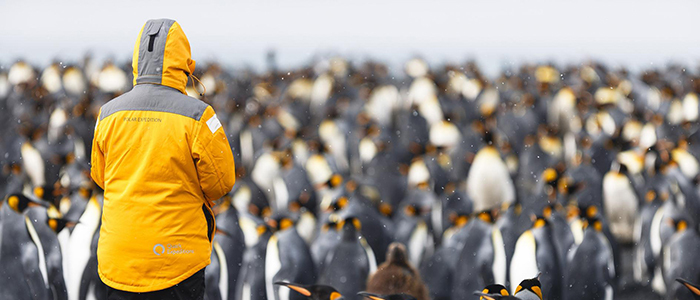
[202,204,215,242]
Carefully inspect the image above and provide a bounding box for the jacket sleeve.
[192,106,236,203]
[90,110,105,189]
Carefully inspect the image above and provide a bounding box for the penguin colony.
[0,56,700,300]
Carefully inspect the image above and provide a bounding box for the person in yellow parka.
[91,19,235,300]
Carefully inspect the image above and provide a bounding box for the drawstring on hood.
[186,72,207,97]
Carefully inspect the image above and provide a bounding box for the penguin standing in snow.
[366,243,429,300]
[319,217,377,300]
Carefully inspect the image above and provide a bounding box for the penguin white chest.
[510,230,539,294]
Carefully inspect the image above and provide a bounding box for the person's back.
[91,19,235,298]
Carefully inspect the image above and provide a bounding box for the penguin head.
[514,276,543,300]
[385,242,410,267]
[676,278,700,297]
[542,168,559,198]
[582,215,604,232]
[266,214,296,232]
[337,217,362,239]
[358,292,416,300]
[322,195,350,213]
[4,193,47,213]
[668,217,690,233]
[557,175,585,197]
[275,282,343,300]
[481,284,509,298]
[213,194,234,216]
[449,214,470,228]
[47,216,72,233]
[530,214,549,229]
[321,219,339,233]
[475,209,497,224]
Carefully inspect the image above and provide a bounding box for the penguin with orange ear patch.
[662,217,700,300]
[265,214,317,300]
[205,196,246,300]
[451,209,507,300]
[275,282,344,300]
[319,217,377,300]
[235,221,272,300]
[366,243,429,300]
[0,194,51,300]
[510,215,562,300]
[564,216,615,300]
[676,278,700,300]
[24,201,70,300]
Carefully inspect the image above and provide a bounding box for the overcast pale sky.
[1,0,698,76]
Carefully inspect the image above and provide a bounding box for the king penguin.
[311,218,341,274]
[275,282,343,300]
[236,221,273,300]
[451,210,507,300]
[0,194,51,300]
[466,133,516,213]
[319,217,377,300]
[265,214,317,300]
[25,200,69,300]
[510,216,562,300]
[662,217,700,300]
[513,277,544,300]
[564,217,615,300]
[602,164,640,244]
[366,243,429,300]
[206,196,247,300]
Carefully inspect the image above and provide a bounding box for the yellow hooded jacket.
[91,19,235,292]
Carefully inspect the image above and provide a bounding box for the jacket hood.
[132,19,195,94]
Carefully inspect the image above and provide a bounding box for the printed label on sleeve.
[206,114,222,133]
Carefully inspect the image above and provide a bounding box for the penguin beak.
[274,282,311,297]
[677,278,700,296]
[358,292,385,300]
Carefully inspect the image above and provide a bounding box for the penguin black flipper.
[236,225,271,300]
[206,246,223,300]
[0,206,44,299]
[26,206,68,300]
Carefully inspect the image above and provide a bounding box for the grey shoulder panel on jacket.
[100,84,209,121]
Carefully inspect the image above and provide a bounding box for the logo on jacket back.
[153,243,194,256]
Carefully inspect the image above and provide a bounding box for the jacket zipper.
[202,204,215,242]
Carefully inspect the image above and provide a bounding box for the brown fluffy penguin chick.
[366,243,430,300]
